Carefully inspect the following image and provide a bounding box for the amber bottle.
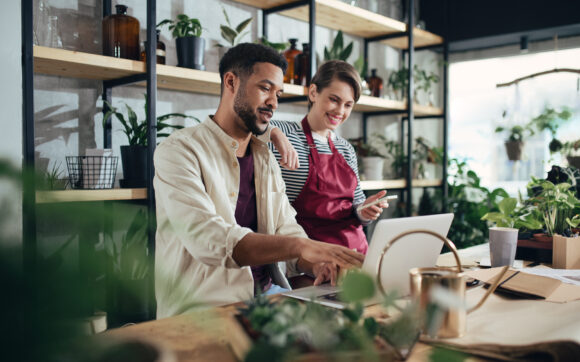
[294,43,312,86]
[368,68,383,97]
[140,30,166,64]
[283,39,301,84]
[102,4,140,60]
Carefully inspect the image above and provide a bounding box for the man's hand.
[312,262,338,286]
[271,127,300,170]
[299,239,364,270]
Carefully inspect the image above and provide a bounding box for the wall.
[0,0,23,249]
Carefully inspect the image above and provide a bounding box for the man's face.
[233,62,284,136]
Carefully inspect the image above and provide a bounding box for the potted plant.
[526,178,580,241]
[323,30,353,61]
[529,105,573,154]
[387,65,436,102]
[158,14,205,70]
[413,136,442,179]
[481,197,543,231]
[103,94,199,187]
[413,66,439,106]
[215,6,252,59]
[349,136,385,180]
[495,119,535,161]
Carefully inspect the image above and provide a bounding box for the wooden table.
[105,244,577,361]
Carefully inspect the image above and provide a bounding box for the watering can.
[376,229,509,338]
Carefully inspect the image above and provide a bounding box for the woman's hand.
[271,127,300,170]
[312,262,338,286]
[359,190,390,221]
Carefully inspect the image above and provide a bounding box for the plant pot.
[518,231,533,240]
[504,141,523,161]
[176,36,205,70]
[532,233,553,243]
[553,234,580,269]
[361,157,384,180]
[120,145,147,188]
[567,155,580,170]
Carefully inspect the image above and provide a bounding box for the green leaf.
[221,6,231,27]
[235,18,253,34]
[339,42,353,61]
[498,197,517,216]
[340,270,375,303]
[332,30,344,53]
[220,26,237,45]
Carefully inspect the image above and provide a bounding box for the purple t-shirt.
[235,148,272,294]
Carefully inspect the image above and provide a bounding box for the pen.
[356,195,397,212]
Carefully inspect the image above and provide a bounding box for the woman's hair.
[309,60,362,106]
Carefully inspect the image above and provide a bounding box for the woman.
[270,60,389,254]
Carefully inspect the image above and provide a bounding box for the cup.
[489,227,518,267]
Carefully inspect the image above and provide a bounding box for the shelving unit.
[234,0,448,216]
[23,0,448,325]
[33,46,443,116]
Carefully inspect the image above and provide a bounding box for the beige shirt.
[154,116,306,318]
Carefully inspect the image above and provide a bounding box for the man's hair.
[309,60,362,106]
[219,43,288,93]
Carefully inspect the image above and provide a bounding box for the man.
[154,43,364,318]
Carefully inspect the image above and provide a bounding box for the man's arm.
[232,233,363,270]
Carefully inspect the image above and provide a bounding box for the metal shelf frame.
[22,0,158,321]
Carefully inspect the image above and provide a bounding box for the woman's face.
[308,79,355,133]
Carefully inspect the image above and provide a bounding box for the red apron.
[292,117,368,254]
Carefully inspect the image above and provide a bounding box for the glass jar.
[140,30,166,64]
[47,15,63,48]
[283,39,301,84]
[294,43,312,86]
[368,69,383,97]
[102,4,140,60]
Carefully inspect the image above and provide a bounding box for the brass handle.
[375,229,462,297]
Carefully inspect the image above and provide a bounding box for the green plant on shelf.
[216,6,252,48]
[494,124,534,143]
[158,14,202,38]
[103,94,199,146]
[323,30,353,61]
[255,37,289,52]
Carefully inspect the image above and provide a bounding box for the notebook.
[282,213,455,308]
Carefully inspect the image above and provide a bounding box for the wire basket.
[66,156,118,189]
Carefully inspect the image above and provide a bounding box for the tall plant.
[103,95,199,146]
[217,6,252,47]
[323,30,353,61]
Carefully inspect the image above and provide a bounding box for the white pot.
[362,157,384,180]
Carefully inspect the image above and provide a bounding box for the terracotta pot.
[504,141,523,161]
[533,233,553,243]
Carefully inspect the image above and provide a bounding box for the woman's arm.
[271,127,300,170]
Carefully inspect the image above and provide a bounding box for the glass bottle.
[102,4,140,60]
[140,30,166,64]
[47,15,63,48]
[368,69,383,97]
[283,39,301,84]
[294,43,312,86]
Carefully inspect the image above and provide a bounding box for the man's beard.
[233,86,269,136]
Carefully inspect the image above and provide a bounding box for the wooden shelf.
[360,178,442,191]
[33,46,306,98]
[33,47,443,116]
[36,188,147,203]
[232,0,443,49]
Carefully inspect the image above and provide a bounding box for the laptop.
[282,213,455,309]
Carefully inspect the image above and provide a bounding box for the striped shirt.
[268,120,366,209]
